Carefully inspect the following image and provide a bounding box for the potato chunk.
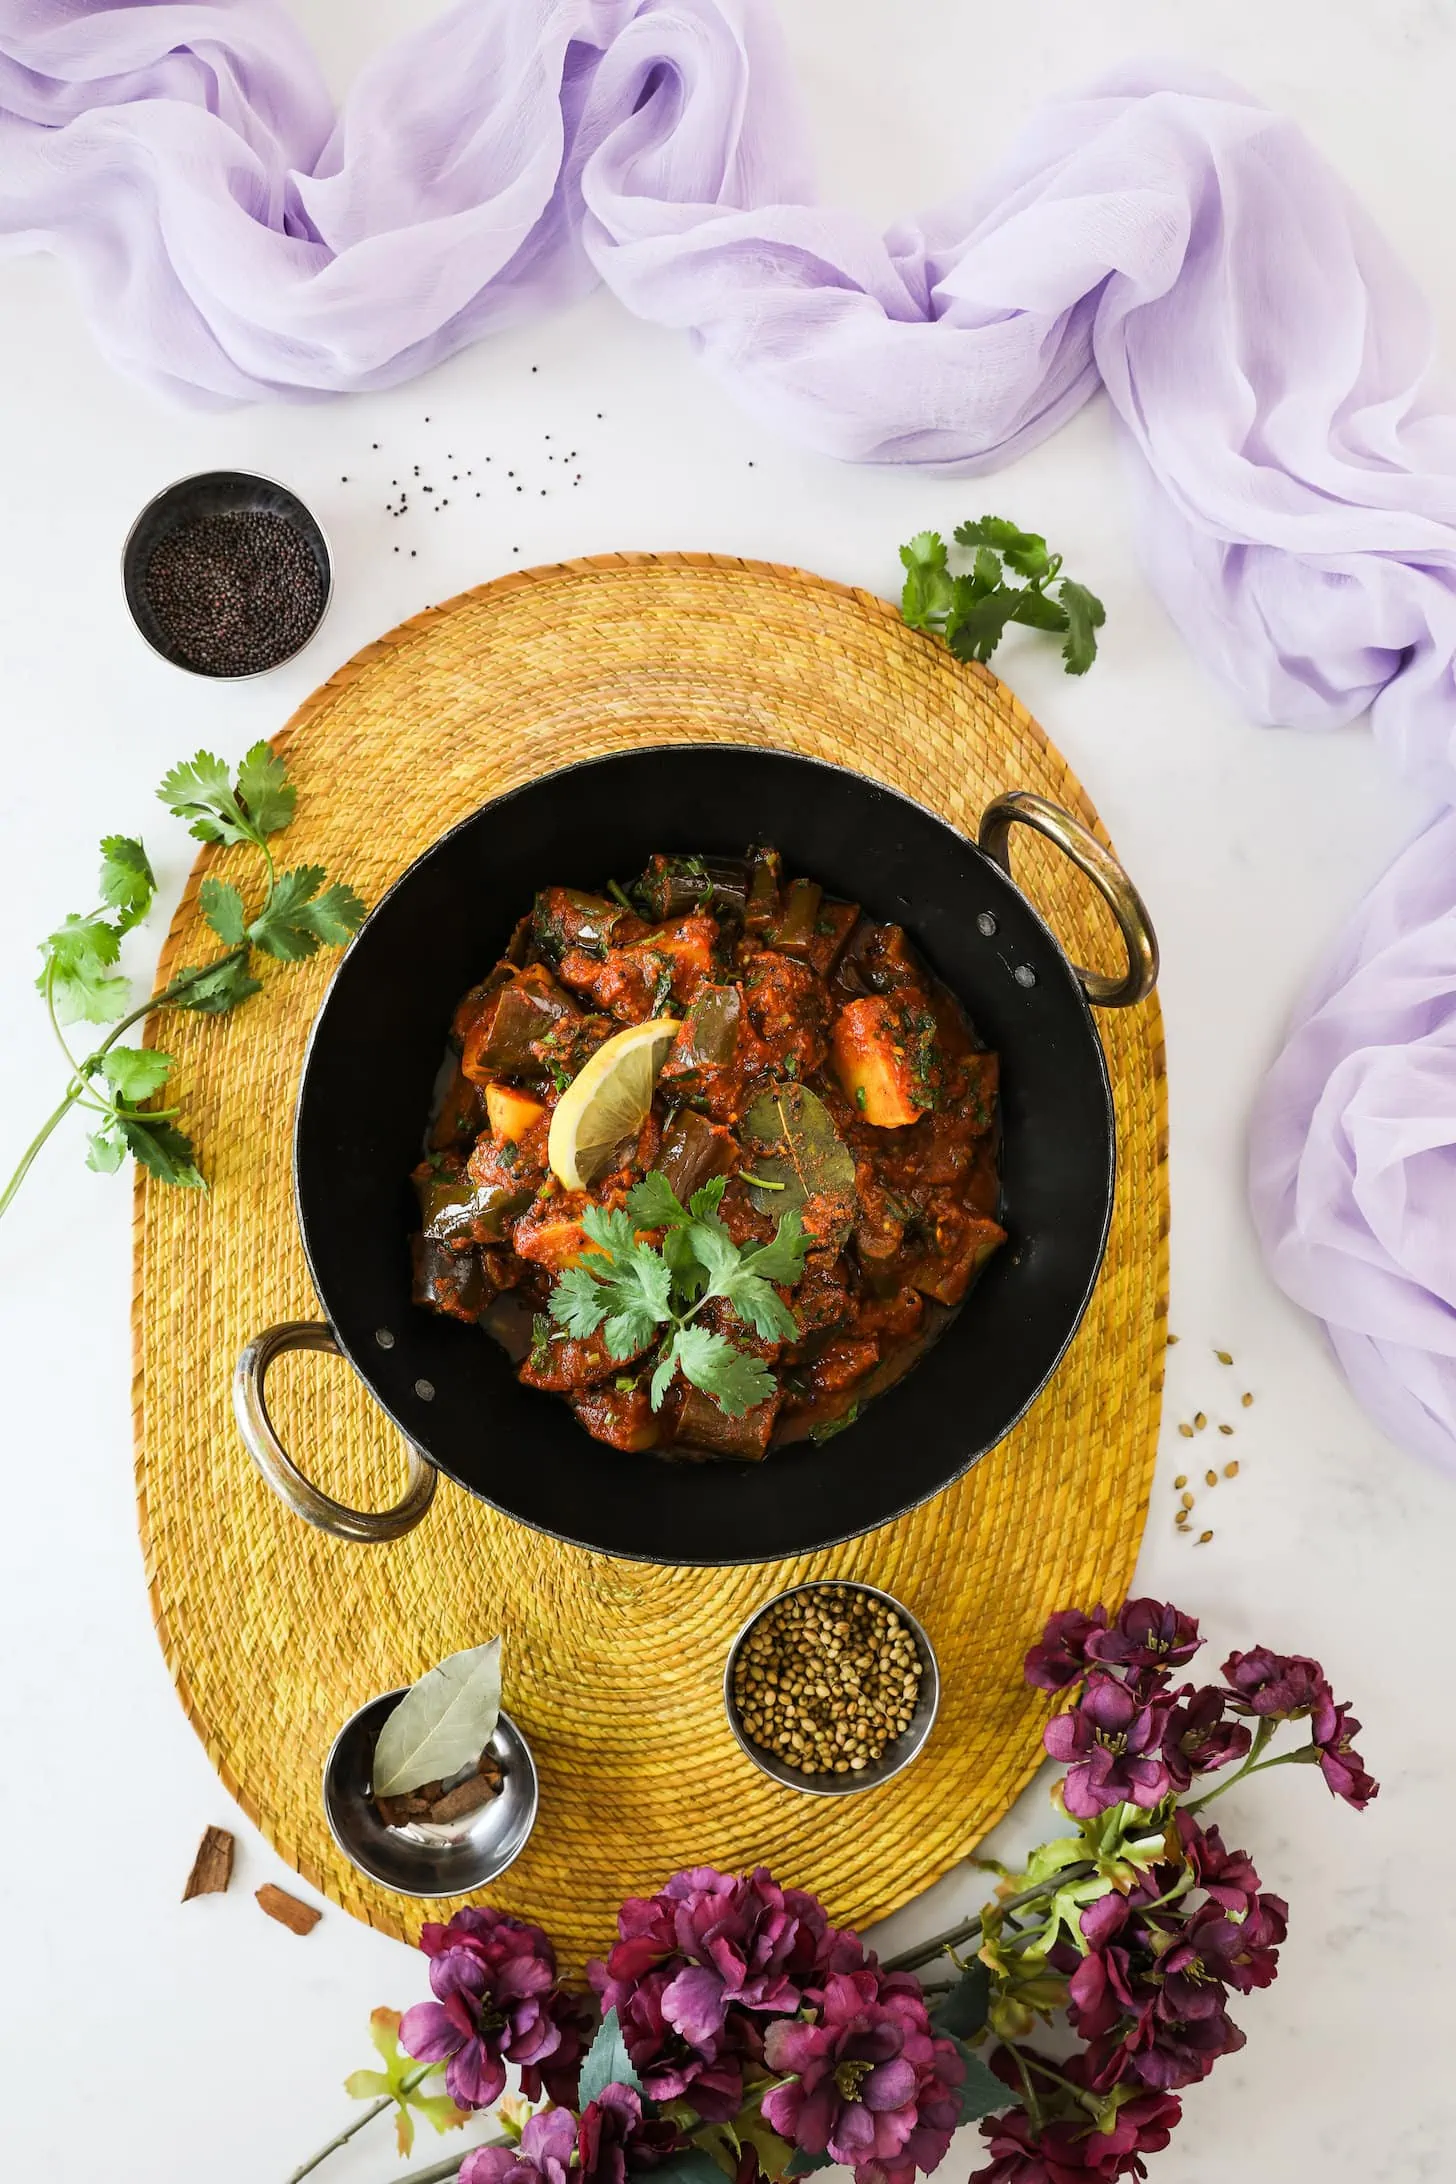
[832,997,926,1128]
[486,1084,547,1143]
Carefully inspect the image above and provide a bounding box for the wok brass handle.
[234,1321,437,1543]
[978,791,1159,1009]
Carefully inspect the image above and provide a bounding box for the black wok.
[235,747,1157,1565]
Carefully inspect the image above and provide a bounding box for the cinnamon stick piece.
[182,1825,235,1901]
[256,1883,322,1935]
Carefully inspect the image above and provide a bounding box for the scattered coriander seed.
[1174,1473,1188,1489]
[1178,1422,1194,1439]
[1241,1392,1254,1407]
[1197,1531,1213,1545]
[1180,1491,1195,1510]
[1218,1423,1235,1436]
[1166,1334,1179,1346]
[1194,1411,1207,1430]
[731,1585,924,1776]
[1224,1461,1240,1478]
[1205,1469,1218,1487]
[1215,1349,1233,1365]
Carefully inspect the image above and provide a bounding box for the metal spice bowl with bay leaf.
[235,746,1158,1565]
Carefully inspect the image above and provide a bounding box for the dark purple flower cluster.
[400,1907,592,2112]
[591,1867,963,2184]
[1026,1599,1377,1819]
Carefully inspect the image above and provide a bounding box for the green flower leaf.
[929,1960,990,2038]
[943,2034,1017,2125]
[579,2006,644,2106]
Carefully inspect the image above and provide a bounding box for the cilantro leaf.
[98,836,156,931]
[899,531,954,631]
[199,877,248,948]
[581,1204,639,1261]
[683,1213,740,1295]
[717,1272,799,1345]
[249,867,366,961]
[235,742,296,837]
[158,751,256,846]
[672,1324,775,1418]
[550,1264,611,1339]
[953,516,1050,579]
[688,1176,729,1219]
[86,1125,126,1174]
[169,957,263,1014]
[1009,589,1071,633]
[663,1223,707,1300]
[38,914,130,1024]
[627,1173,692,1230]
[901,517,1102,676]
[118,1115,205,1189]
[649,1333,682,1411]
[98,1047,173,1102]
[1058,579,1107,676]
[741,1209,808,1286]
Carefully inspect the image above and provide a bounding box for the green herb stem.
[285,2097,392,2184]
[881,1865,1096,1972]
[0,1086,93,1222]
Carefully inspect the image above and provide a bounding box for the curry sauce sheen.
[410,849,1005,1460]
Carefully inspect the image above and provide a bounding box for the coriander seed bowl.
[723,1581,939,1797]
[322,1687,538,1896]
[121,468,332,678]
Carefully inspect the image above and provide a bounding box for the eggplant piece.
[428,1058,487,1151]
[633,853,753,922]
[659,983,743,1100]
[766,877,823,952]
[744,846,783,935]
[419,1174,535,1246]
[464,963,580,1083]
[411,1233,486,1321]
[656,1109,739,1205]
[673,1382,781,1460]
[570,1382,662,1452]
[531,887,637,961]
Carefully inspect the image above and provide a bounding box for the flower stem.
[286,2097,393,2183]
[882,1866,1096,1972]
[387,2159,469,2184]
[1183,1719,1278,1814]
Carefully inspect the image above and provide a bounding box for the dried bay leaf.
[372,1637,502,1798]
[739,1084,856,1245]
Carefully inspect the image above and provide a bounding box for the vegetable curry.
[411,849,1005,1459]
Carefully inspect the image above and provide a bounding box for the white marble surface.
[1,5,1453,2180]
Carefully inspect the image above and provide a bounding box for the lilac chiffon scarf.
[6,0,1456,1466]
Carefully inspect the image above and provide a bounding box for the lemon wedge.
[547,1016,681,1189]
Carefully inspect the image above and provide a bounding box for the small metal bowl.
[723,1581,940,1796]
[121,468,332,677]
[323,1689,539,1896]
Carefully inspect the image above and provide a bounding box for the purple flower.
[1086,1599,1201,1680]
[971,2069,1182,2182]
[1159,1686,1251,1792]
[761,1967,956,2184]
[576,2083,681,2184]
[590,1866,831,2115]
[1043,1669,1173,1816]
[1221,1647,1329,1720]
[1173,1897,1288,1999]
[1173,1812,1263,1913]
[462,2107,576,2184]
[401,1908,581,2111]
[1068,1893,1246,2095]
[1310,1697,1380,1810]
[1024,1607,1109,1691]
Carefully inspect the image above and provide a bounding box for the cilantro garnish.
[547,1173,809,1419]
[2,742,365,1220]
[899,518,1106,676]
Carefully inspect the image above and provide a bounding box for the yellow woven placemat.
[133,553,1167,1967]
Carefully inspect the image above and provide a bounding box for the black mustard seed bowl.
[121,468,332,678]
[233,745,1159,1566]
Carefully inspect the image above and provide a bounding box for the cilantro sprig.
[2,744,365,1219]
[899,517,1106,676]
[548,1173,809,1418]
